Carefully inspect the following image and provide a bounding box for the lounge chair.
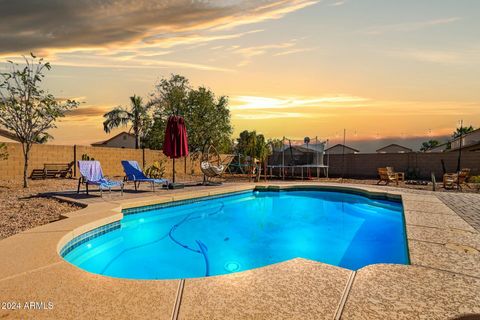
[121,160,169,191]
[386,166,405,182]
[77,160,124,196]
[377,167,399,185]
[443,168,471,190]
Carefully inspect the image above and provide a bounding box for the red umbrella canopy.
[163,115,189,159]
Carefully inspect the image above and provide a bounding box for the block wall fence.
[325,152,480,179]
[0,142,202,181]
[0,142,479,181]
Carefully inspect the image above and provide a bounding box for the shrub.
[468,175,480,183]
[145,160,166,179]
[81,154,95,161]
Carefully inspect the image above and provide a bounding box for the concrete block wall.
[2,141,478,181]
[0,142,202,181]
[326,152,480,179]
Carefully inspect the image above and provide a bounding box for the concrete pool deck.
[0,182,479,319]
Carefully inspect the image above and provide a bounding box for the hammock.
[200,145,234,180]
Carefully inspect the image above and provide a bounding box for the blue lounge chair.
[121,160,169,191]
[77,160,124,196]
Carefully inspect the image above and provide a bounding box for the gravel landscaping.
[0,179,81,240]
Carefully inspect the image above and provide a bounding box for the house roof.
[452,128,479,140]
[376,143,412,152]
[91,131,135,146]
[450,128,480,151]
[325,144,359,152]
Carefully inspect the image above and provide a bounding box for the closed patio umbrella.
[163,115,189,184]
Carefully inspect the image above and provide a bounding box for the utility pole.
[456,120,463,189]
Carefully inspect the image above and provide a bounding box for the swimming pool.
[61,189,408,279]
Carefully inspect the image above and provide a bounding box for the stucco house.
[376,144,412,154]
[91,132,137,149]
[325,144,359,155]
[450,128,480,152]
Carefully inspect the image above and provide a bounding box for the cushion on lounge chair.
[121,160,168,184]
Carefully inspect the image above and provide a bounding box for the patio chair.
[386,166,405,182]
[377,167,399,185]
[443,168,471,190]
[77,160,123,196]
[121,160,169,191]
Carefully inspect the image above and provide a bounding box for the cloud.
[230,95,369,110]
[64,105,111,121]
[274,47,314,56]
[0,0,318,56]
[229,37,313,66]
[234,111,308,120]
[387,47,480,64]
[361,17,461,35]
[328,1,346,6]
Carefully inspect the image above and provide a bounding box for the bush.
[468,175,480,183]
[81,153,95,161]
[145,160,166,179]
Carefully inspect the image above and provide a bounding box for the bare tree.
[0,54,78,187]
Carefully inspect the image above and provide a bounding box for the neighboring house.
[0,128,20,143]
[325,144,359,155]
[376,144,412,154]
[450,128,480,152]
[91,132,137,149]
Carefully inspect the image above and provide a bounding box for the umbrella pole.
[173,158,176,183]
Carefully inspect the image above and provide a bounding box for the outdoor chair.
[200,144,235,185]
[386,166,405,182]
[121,160,169,191]
[77,160,124,196]
[443,168,471,190]
[377,167,399,185]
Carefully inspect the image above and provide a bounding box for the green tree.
[146,75,233,153]
[0,143,7,160]
[145,75,191,150]
[235,130,274,181]
[453,125,474,139]
[235,130,273,161]
[185,86,232,153]
[103,95,150,149]
[420,139,440,152]
[0,54,78,187]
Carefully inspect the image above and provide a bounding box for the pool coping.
[1,182,479,319]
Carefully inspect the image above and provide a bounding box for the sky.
[0,0,479,151]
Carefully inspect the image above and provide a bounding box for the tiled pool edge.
[122,189,252,215]
[59,221,121,257]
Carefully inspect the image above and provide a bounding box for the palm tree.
[453,125,474,139]
[103,95,150,149]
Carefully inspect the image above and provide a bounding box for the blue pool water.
[62,190,408,279]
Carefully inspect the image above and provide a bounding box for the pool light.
[224,261,240,272]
